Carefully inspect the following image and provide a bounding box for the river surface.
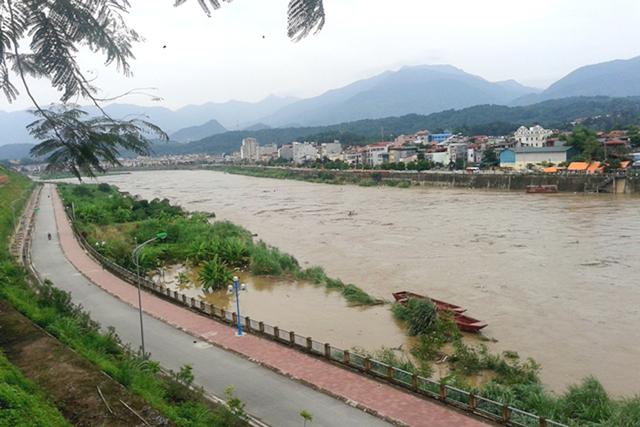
[88,170,640,396]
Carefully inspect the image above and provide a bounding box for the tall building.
[320,141,342,159]
[278,144,294,161]
[514,125,553,148]
[240,138,259,161]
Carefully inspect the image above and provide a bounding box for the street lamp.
[227,276,247,336]
[131,231,167,357]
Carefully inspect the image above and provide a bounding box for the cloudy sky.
[4,0,640,111]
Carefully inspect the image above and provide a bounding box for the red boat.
[392,291,466,314]
[526,184,558,194]
[392,291,487,333]
[453,314,488,333]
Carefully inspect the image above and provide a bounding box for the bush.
[199,256,233,291]
[391,298,437,335]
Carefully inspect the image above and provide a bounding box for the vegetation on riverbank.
[389,297,640,426]
[0,349,70,427]
[212,165,417,189]
[58,183,381,306]
[0,169,245,426]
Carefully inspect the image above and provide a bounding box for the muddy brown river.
[85,170,639,396]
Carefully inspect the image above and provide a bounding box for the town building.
[292,142,318,164]
[500,146,578,169]
[342,148,364,166]
[258,143,278,160]
[514,125,553,148]
[448,143,468,165]
[278,144,293,161]
[426,151,449,165]
[388,146,418,163]
[240,137,259,161]
[320,141,343,159]
[429,132,453,144]
[363,142,392,167]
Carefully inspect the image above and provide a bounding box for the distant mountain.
[516,56,640,104]
[151,96,640,156]
[243,122,272,131]
[259,65,540,127]
[0,95,298,146]
[170,119,227,143]
[0,143,36,160]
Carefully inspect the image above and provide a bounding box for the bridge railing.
[62,203,566,427]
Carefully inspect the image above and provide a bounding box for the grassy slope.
[0,167,68,426]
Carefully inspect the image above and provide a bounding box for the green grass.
[0,350,70,427]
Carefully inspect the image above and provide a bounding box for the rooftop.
[513,146,573,153]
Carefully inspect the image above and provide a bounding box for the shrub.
[199,256,233,291]
[391,298,437,335]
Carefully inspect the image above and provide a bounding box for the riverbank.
[211,165,639,194]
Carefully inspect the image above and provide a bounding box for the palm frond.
[287,0,325,41]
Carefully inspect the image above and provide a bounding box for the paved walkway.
[42,184,487,427]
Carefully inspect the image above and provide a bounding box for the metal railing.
[62,204,566,427]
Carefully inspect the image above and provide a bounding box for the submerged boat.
[525,184,558,194]
[392,291,466,313]
[392,291,487,333]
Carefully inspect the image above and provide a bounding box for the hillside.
[151,96,640,156]
[170,119,227,142]
[259,65,537,127]
[517,56,640,104]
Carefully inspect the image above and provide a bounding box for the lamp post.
[131,231,167,357]
[228,276,247,336]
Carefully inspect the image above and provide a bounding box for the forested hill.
[150,96,640,156]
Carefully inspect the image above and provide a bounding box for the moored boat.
[393,291,487,333]
[453,314,488,333]
[526,184,558,194]
[392,291,466,313]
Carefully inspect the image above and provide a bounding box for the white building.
[320,141,342,159]
[514,125,553,148]
[292,142,318,164]
[426,151,450,166]
[240,137,259,161]
[363,142,392,167]
[278,144,293,161]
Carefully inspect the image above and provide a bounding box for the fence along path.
[53,185,565,427]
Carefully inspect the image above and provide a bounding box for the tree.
[562,126,604,161]
[481,147,499,169]
[300,409,313,426]
[627,125,640,148]
[1,0,325,179]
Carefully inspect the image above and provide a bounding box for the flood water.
[89,170,640,396]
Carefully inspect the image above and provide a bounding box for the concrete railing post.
[245,316,251,333]
[324,343,331,359]
[232,312,237,325]
[220,308,226,321]
[289,331,295,345]
[273,326,279,339]
[502,405,510,423]
[343,350,350,365]
[190,297,196,308]
[539,417,547,427]
[364,358,371,373]
[386,366,393,381]
[259,321,264,333]
[306,337,312,351]
[412,373,418,391]
[439,384,447,401]
[469,393,477,410]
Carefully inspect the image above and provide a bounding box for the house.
[363,142,392,167]
[514,125,553,148]
[500,146,578,169]
[388,146,418,164]
[292,142,318,164]
[567,162,589,173]
[429,132,452,144]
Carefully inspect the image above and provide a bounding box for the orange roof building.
[567,162,589,172]
[587,161,603,174]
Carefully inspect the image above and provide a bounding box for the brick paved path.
[50,187,487,427]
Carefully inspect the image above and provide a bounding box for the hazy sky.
[3,0,640,111]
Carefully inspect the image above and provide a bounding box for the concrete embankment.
[224,166,640,194]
